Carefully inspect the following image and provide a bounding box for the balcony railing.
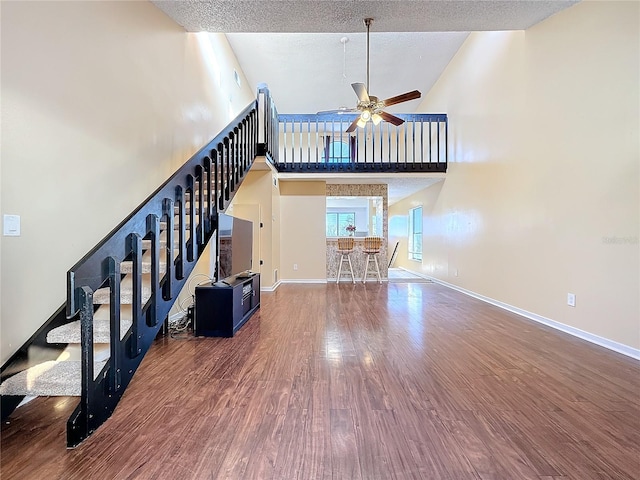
[259,87,447,173]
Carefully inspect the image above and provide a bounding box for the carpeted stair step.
[160,219,193,230]
[93,274,153,305]
[141,242,181,258]
[174,204,203,214]
[0,360,107,397]
[47,305,134,344]
[168,191,211,202]
[120,249,167,274]
[141,233,182,251]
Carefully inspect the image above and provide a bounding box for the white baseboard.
[261,280,282,292]
[396,267,433,281]
[394,267,433,280]
[428,277,640,361]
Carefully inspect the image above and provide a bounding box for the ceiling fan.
[319,18,422,133]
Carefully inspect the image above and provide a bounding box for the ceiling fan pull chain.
[341,36,348,83]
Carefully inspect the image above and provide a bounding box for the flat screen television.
[218,213,253,280]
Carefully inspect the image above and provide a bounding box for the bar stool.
[362,236,383,283]
[336,237,356,284]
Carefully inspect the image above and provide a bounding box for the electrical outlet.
[293,264,298,271]
[454,268,459,277]
[567,293,576,307]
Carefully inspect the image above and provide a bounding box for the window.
[326,212,355,237]
[326,140,351,164]
[408,206,422,261]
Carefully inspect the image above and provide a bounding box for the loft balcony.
[259,88,448,174]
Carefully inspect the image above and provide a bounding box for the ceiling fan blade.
[345,117,360,133]
[379,111,405,126]
[352,83,370,103]
[382,90,422,107]
[317,108,358,115]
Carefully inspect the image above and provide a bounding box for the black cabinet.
[194,273,260,337]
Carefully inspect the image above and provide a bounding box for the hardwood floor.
[2,283,639,479]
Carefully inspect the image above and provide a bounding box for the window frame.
[408,206,423,261]
[326,212,356,237]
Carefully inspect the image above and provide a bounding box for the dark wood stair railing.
[61,99,257,447]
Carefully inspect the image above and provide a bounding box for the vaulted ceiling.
[153,0,576,113]
[152,1,578,202]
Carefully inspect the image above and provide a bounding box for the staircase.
[0,98,260,447]
[0,86,447,448]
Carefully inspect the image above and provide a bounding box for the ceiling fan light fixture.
[327,16,420,132]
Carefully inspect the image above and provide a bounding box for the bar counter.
[326,237,388,281]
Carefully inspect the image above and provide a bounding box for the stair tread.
[47,305,134,344]
[93,274,153,305]
[141,237,183,253]
[160,220,193,230]
[120,249,167,274]
[0,360,107,396]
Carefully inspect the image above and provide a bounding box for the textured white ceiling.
[152,0,578,203]
[153,0,577,114]
[152,1,578,33]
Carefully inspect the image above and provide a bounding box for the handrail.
[257,86,279,164]
[274,113,447,172]
[65,97,258,447]
[66,101,257,318]
[257,87,447,173]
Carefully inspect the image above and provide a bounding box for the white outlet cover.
[567,293,576,307]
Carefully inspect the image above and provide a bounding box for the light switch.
[3,214,21,236]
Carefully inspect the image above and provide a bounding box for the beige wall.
[392,1,639,350]
[271,176,282,284]
[279,181,327,281]
[1,1,253,363]
[226,168,281,288]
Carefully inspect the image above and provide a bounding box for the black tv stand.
[234,273,254,280]
[194,273,260,337]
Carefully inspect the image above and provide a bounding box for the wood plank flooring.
[2,283,639,479]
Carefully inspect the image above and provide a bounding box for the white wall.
[0,1,253,364]
[392,1,639,350]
